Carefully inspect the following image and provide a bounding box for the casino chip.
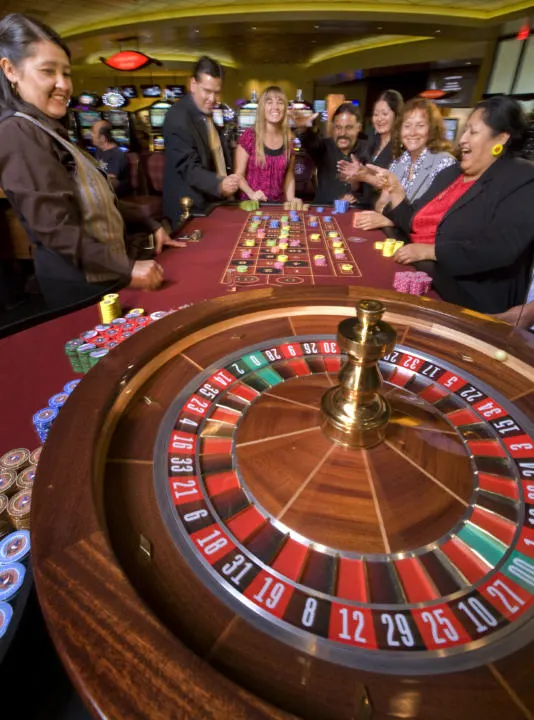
[0,602,13,640]
[63,380,80,395]
[0,470,17,497]
[0,562,25,601]
[8,490,31,530]
[0,494,9,535]
[16,466,36,491]
[0,530,30,564]
[0,449,30,472]
[48,392,69,409]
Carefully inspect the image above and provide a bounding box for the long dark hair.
[473,95,528,157]
[364,89,404,163]
[0,13,71,117]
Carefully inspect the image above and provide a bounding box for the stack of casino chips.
[31,379,81,443]
[99,293,122,324]
[0,529,31,640]
[393,271,433,296]
[64,309,151,374]
[0,446,41,534]
[334,199,350,214]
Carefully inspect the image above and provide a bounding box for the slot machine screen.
[111,130,129,146]
[153,136,165,151]
[120,85,138,99]
[313,99,328,123]
[77,110,101,128]
[141,85,162,98]
[165,85,186,100]
[212,107,224,127]
[443,118,459,142]
[149,109,167,129]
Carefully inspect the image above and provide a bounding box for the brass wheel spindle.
[321,299,397,448]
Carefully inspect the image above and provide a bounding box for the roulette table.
[31,285,534,719]
[0,204,402,451]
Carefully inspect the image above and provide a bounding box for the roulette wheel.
[32,286,534,719]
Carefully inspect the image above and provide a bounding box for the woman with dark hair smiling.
[0,13,173,310]
[349,89,403,208]
[369,95,534,314]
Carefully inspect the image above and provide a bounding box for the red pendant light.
[100,50,160,71]
[517,21,530,41]
[419,89,446,100]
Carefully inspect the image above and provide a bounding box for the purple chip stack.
[393,271,432,295]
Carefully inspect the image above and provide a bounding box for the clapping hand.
[289,109,319,130]
[337,155,362,183]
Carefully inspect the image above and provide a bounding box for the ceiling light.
[314,25,319,29]
[377,26,383,30]
[252,26,257,30]
[435,29,441,33]
[194,28,199,33]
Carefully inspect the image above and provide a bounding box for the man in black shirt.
[292,103,366,205]
[92,120,131,197]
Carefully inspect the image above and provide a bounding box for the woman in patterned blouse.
[341,98,457,230]
[235,86,296,203]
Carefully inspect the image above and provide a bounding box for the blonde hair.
[254,86,292,168]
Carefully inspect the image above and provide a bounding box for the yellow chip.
[382,240,396,258]
[374,241,384,251]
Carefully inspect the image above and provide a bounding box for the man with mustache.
[292,102,366,205]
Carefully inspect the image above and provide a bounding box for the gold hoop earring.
[492,143,503,157]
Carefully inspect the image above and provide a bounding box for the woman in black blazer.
[378,96,534,314]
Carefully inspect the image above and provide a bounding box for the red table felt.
[0,205,423,451]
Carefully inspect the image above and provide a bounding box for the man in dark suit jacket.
[163,56,239,228]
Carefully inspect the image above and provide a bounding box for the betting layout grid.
[156,337,534,675]
[221,210,362,287]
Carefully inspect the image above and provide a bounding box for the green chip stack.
[64,338,84,372]
[89,348,109,368]
[239,199,260,212]
[77,343,96,373]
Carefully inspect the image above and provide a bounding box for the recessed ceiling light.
[252,26,257,30]
[435,29,441,33]
[466,61,472,65]
[314,25,319,29]
[194,28,199,33]
[377,26,383,30]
